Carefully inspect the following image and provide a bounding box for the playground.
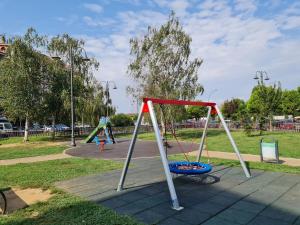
[0,100,299,224]
[56,156,300,225]
[57,98,300,224]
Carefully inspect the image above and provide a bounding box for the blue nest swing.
[169,161,212,175]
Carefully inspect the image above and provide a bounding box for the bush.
[110,114,134,127]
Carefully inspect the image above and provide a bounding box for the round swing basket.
[169,161,212,175]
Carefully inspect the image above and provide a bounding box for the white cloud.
[83,16,116,27]
[83,3,103,13]
[79,0,300,112]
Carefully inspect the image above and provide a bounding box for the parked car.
[0,117,13,132]
[54,124,70,131]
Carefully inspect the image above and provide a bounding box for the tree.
[127,12,203,131]
[110,114,134,127]
[247,78,282,133]
[47,34,100,129]
[0,28,47,141]
[280,89,300,116]
[186,105,208,120]
[221,98,246,120]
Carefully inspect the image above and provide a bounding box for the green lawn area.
[0,158,141,225]
[117,129,300,158]
[0,145,67,160]
[0,135,75,145]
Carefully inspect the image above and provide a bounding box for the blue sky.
[1,0,300,113]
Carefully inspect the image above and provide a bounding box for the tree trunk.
[269,117,273,131]
[24,115,29,142]
[51,115,55,140]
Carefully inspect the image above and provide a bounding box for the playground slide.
[84,123,105,143]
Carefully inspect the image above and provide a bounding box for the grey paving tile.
[201,217,240,225]
[158,217,192,225]
[149,202,178,218]
[294,217,300,225]
[231,200,266,213]
[192,201,226,215]
[100,198,128,209]
[208,194,240,206]
[117,191,149,203]
[135,209,166,224]
[216,208,257,224]
[259,206,298,223]
[247,215,290,225]
[174,209,211,225]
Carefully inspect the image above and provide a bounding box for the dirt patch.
[4,188,53,213]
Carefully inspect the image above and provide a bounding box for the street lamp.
[253,71,270,83]
[100,81,117,117]
[52,46,90,147]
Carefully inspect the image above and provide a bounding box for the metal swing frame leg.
[117,102,145,192]
[197,106,211,162]
[117,100,183,210]
[215,105,251,178]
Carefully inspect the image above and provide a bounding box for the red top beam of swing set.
[142,98,217,114]
[143,97,216,107]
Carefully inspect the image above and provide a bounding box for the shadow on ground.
[53,157,300,225]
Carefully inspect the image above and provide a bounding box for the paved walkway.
[189,151,300,167]
[0,153,72,165]
[56,157,300,225]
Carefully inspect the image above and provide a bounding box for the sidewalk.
[0,153,72,166]
[189,150,300,167]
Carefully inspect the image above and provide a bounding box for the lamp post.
[100,81,117,117]
[253,71,270,85]
[52,45,90,147]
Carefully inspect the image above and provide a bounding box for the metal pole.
[106,81,109,117]
[117,102,145,192]
[147,101,183,210]
[215,105,251,178]
[197,106,211,162]
[70,45,76,147]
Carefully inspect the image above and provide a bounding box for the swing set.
[117,98,251,210]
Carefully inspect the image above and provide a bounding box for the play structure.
[117,98,251,210]
[84,117,115,146]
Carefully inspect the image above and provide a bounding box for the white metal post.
[147,100,183,210]
[117,102,145,191]
[197,106,211,162]
[215,105,251,178]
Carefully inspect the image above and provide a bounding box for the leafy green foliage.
[280,89,300,116]
[110,113,134,127]
[221,98,246,120]
[186,105,208,120]
[127,12,204,127]
[247,78,282,133]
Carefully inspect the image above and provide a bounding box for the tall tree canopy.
[221,98,246,120]
[127,12,203,100]
[0,28,46,141]
[247,78,282,132]
[127,12,203,128]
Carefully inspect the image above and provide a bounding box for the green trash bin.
[260,138,279,163]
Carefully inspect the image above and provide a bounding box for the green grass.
[0,135,88,145]
[169,154,300,174]
[117,129,300,158]
[0,157,141,224]
[0,158,123,189]
[0,145,67,160]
